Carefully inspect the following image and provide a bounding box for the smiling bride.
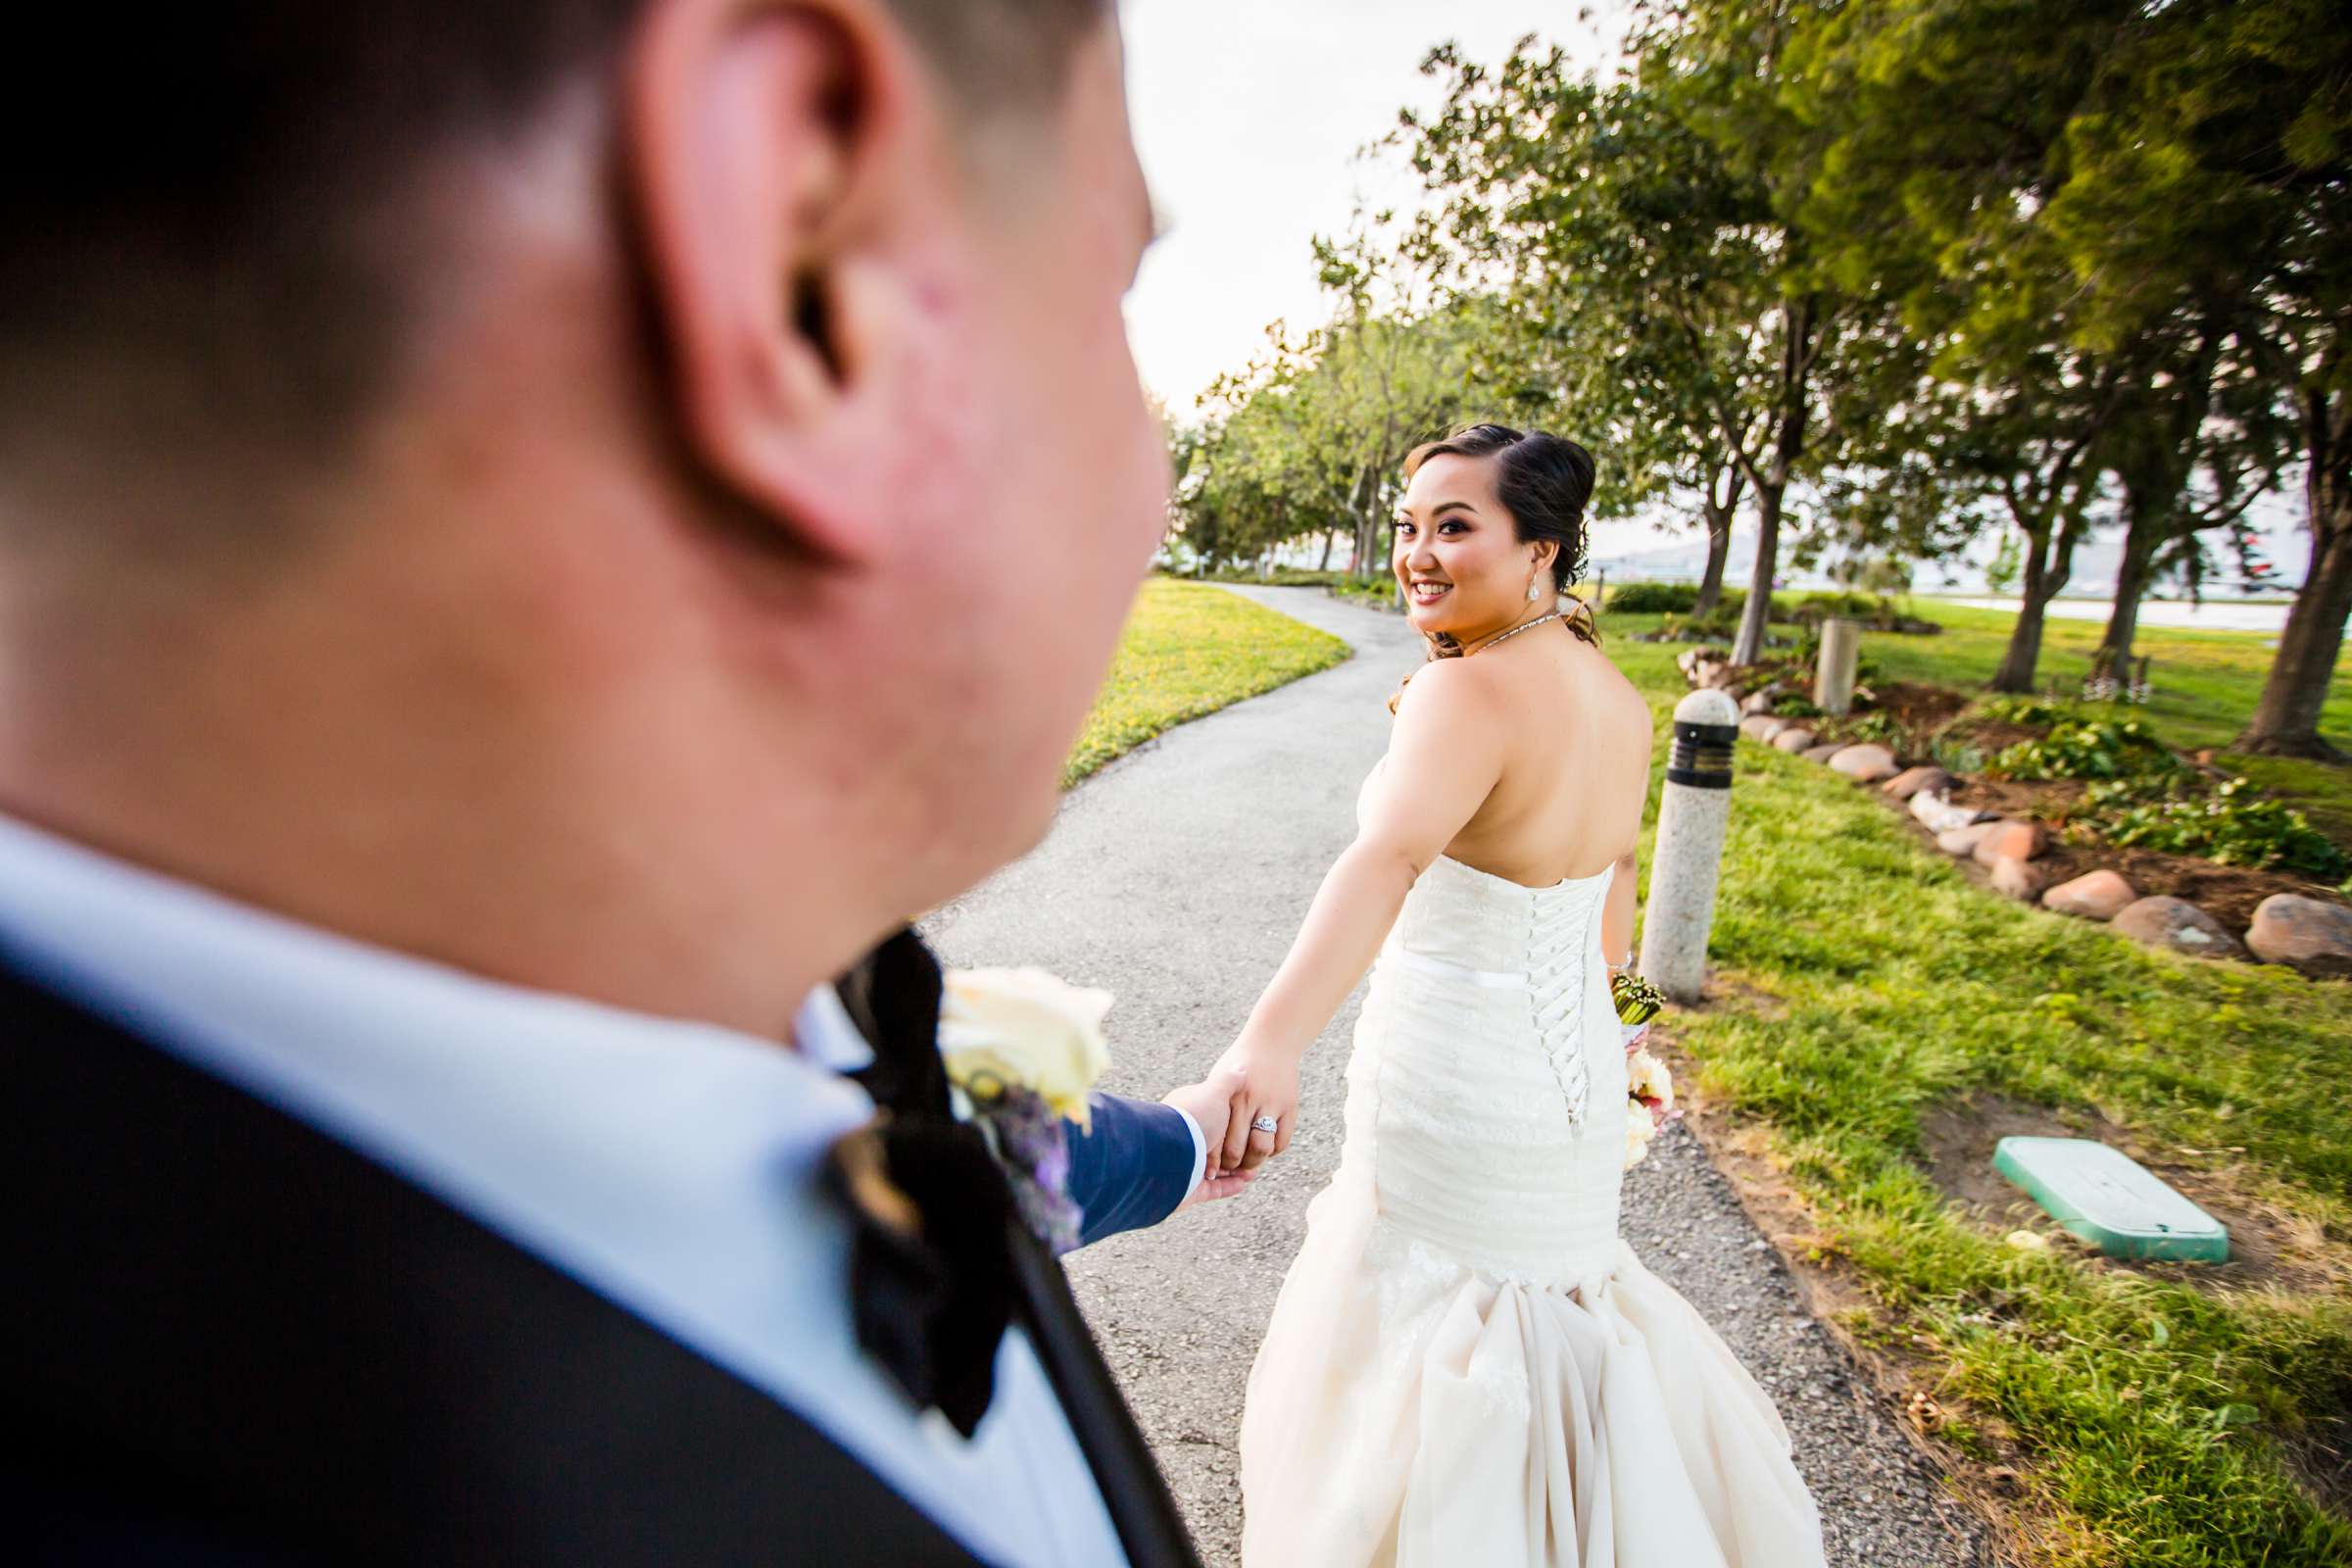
[1205,424,1828,1567]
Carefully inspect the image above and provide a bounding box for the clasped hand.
[1201,1043,1298,1178]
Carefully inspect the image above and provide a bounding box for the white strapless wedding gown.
[1239,777,1828,1567]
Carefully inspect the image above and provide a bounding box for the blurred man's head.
[0,0,1170,1032]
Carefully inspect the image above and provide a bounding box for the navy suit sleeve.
[1061,1092,1198,1250]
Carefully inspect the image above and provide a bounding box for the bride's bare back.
[1429,618,1653,888]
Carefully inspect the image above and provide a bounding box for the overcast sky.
[1118,0,1630,416]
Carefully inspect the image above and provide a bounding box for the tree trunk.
[1694,509,1731,618]
[2236,387,2351,757]
[1990,536,2054,694]
[1317,528,1337,572]
[1990,520,2080,693]
[1729,304,1813,666]
[1730,482,1783,665]
[1348,465,1382,579]
[2099,480,2162,674]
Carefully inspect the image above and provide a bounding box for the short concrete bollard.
[1815,616,1861,716]
[1640,688,1740,1004]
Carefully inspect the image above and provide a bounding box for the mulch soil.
[2032,839,2346,929]
[1865,681,1973,735]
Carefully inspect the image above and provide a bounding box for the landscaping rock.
[1739,714,1791,743]
[1971,820,2048,865]
[1936,822,2000,857]
[1772,727,1818,753]
[1802,743,1845,763]
[1740,685,1785,716]
[2041,870,2137,921]
[2246,895,2352,979]
[1909,791,1990,834]
[1826,743,1899,783]
[2112,896,2249,961]
[1882,765,1953,802]
[1990,858,2048,902]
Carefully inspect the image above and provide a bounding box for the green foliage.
[1328,576,1398,612]
[1989,717,2182,782]
[1983,531,2026,598]
[2096,777,2352,880]
[1190,566,1345,588]
[1606,581,1757,615]
[1929,737,1988,777]
[1835,710,1913,753]
[1168,289,1518,578]
[1064,581,1347,786]
[1772,696,1824,719]
[1976,696,2074,729]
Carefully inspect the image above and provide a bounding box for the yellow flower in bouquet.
[938,967,1113,1131]
[1611,969,1666,1025]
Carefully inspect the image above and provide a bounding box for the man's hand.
[1164,1067,1257,1208]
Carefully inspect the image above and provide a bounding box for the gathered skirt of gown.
[1239,850,1827,1568]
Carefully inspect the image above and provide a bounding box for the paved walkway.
[926,586,1987,1568]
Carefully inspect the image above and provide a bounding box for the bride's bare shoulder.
[1567,642,1654,739]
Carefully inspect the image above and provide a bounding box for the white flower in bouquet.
[938,967,1113,1130]
[1626,1047,1675,1115]
[1624,1102,1660,1169]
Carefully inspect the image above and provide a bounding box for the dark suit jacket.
[3,928,1200,1567]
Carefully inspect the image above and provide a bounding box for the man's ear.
[623,0,934,565]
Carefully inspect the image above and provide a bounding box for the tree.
[2095,320,2291,672]
[1396,22,1904,665]
[1978,0,2349,752]
[1784,0,2289,695]
[1171,268,1504,581]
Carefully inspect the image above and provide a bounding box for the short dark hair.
[1405,421,1599,608]
[0,0,1109,491]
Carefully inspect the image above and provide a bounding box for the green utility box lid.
[1993,1136,2229,1263]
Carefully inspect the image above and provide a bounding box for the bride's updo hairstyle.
[1402,422,1600,649]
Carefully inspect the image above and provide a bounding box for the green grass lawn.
[1596,604,2352,1567]
[1064,578,1348,787]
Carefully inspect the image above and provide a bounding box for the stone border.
[1689,661,2352,980]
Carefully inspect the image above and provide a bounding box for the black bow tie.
[818,931,1020,1437]
[822,1113,1017,1439]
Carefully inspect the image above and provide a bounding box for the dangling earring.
[1527,578,1544,603]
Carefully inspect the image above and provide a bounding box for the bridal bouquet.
[1611,970,1679,1170]
[937,967,1112,1252]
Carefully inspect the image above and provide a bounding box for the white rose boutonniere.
[938,967,1113,1131]
[935,967,1114,1254]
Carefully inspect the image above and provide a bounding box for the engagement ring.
[1251,1115,1280,1134]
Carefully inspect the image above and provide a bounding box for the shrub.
[2098,778,2352,880]
[1197,566,1346,587]
[1839,711,1912,750]
[1931,738,1987,776]
[1664,610,1742,641]
[1787,591,1881,625]
[1975,696,2073,728]
[1329,576,1397,610]
[1989,717,2180,782]
[1604,581,1753,615]
[1773,696,1824,719]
